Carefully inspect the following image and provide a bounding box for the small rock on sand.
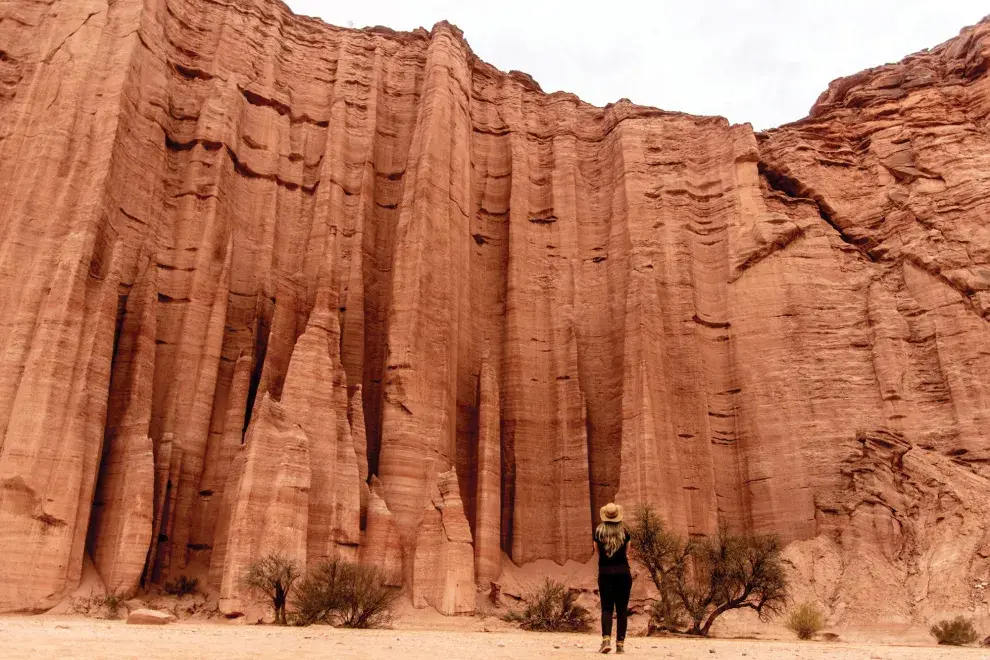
[125,609,176,625]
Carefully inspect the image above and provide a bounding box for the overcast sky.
[285,0,986,129]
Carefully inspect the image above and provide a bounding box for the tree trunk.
[274,590,286,625]
[700,606,727,636]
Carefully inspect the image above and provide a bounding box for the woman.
[594,502,632,654]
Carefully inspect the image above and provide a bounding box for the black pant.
[598,572,632,641]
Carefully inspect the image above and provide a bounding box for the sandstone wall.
[0,0,989,624]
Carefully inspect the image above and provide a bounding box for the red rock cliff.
[0,0,989,624]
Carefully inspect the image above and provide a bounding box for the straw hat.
[599,502,623,523]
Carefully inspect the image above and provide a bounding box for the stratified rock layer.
[0,0,989,626]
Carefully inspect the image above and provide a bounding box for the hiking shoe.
[615,641,624,654]
[599,637,611,654]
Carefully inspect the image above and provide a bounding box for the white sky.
[285,0,987,130]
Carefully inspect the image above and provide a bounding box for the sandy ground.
[3,616,990,660]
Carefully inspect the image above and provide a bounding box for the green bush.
[293,559,399,629]
[162,575,199,597]
[930,616,979,646]
[503,578,592,633]
[785,602,825,640]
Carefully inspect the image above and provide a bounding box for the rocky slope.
[0,0,988,626]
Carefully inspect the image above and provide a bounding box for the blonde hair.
[595,521,627,558]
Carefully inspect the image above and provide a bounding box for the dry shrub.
[930,616,979,646]
[503,578,592,633]
[162,575,199,597]
[648,596,686,635]
[785,602,825,640]
[294,559,399,629]
[244,552,301,625]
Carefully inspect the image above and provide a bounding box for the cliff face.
[0,0,988,624]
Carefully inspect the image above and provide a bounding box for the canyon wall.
[0,0,989,624]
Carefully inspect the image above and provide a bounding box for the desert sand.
[3,616,989,660]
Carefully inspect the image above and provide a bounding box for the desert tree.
[244,551,301,625]
[675,526,788,636]
[628,503,686,632]
[630,505,789,637]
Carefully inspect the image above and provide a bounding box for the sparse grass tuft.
[82,584,127,619]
